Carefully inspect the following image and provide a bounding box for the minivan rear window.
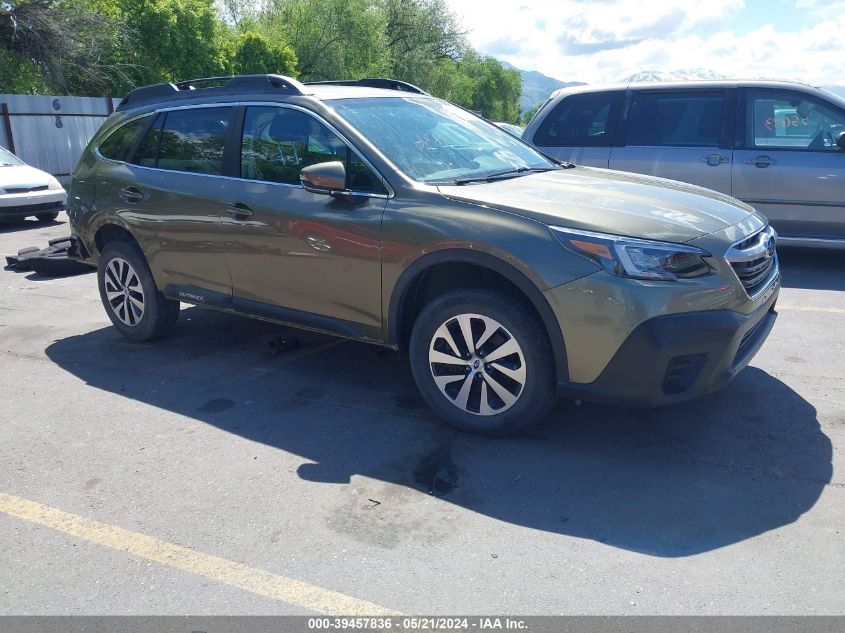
[626,93,724,148]
[156,107,234,176]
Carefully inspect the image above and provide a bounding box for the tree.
[0,0,524,120]
[100,0,229,86]
[232,31,297,75]
[219,0,259,26]
[520,103,543,126]
[258,0,387,80]
[0,0,133,94]
[382,0,466,82]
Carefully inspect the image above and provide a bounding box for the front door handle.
[744,155,777,168]
[119,186,144,203]
[225,203,254,220]
[702,153,729,166]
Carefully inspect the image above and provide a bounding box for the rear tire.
[409,289,557,435]
[35,212,59,222]
[97,240,179,341]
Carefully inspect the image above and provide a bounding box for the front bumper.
[556,278,779,407]
[0,199,65,219]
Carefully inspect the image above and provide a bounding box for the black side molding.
[163,284,365,339]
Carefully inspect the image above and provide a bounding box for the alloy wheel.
[104,257,145,326]
[428,313,526,416]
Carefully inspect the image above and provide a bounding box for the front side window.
[533,91,623,147]
[241,106,385,193]
[156,107,233,175]
[330,97,554,184]
[746,90,845,151]
[98,116,150,162]
[626,92,725,148]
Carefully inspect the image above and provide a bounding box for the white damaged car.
[0,146,66,222]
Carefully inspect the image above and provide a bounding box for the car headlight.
[550,226,712,281]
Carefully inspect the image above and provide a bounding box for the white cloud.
[447,0,845,86]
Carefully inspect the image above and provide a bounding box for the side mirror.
[837,131,845,150]
[300,161,346,196]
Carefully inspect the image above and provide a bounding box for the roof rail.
[305,78,430,96]
[116,74,307,111]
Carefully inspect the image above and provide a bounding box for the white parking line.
[777,304,845,314]
[0,492,399,615]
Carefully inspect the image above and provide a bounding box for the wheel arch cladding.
[388,248,569,382]
[94,222,140,254]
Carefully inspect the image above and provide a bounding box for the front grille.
[726,226,778,298]
[3,185,48,194]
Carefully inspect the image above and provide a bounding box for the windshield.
[0,146,24,167]
[330,97,555,183]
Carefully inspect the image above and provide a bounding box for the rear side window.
[156,107,234,175]
[130,114,163,167]
[533,92,623,147]
[626,92,725,147]
[97,116,150,161]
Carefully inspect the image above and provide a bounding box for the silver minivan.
[523,80,845,248]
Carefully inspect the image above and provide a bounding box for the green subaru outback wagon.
[68,75,780,434]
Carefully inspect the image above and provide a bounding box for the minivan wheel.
[97,240,179,341]
[409,289,557,435]
[35,212,59,222]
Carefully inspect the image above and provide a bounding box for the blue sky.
[446,0,844,85]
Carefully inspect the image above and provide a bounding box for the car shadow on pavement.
[45,307,832,558]
[778,246,845,291]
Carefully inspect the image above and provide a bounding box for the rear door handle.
[225,203,254,220]
[119,186,144,203]
[702,153,729,166]
[744,155,776,168]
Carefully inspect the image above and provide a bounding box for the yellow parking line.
[777,304,845,314]
[0,492,398,615]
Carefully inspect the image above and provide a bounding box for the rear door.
[123,106,236,299]
[609,89,734,194]
[525,91,624,167]
[732,88,845,240]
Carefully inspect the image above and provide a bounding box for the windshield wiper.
[454,167,556,185]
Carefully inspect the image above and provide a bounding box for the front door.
[609,90,734,194]
[732,88,845,240]
[222,105,388,340]
[526,90,624,167]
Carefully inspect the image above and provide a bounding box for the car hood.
[0,164,52,189]
[438,167,759,243]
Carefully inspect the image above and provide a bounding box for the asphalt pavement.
[0,216,842,614]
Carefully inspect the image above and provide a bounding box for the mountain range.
[501,62,584,113]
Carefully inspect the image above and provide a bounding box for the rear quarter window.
[97,116,150,162]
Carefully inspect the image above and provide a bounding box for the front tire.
[97,240,179,341]
[35,212,60,222]
[409,289,557,435]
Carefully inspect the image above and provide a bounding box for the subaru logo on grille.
[766,236,776,258]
